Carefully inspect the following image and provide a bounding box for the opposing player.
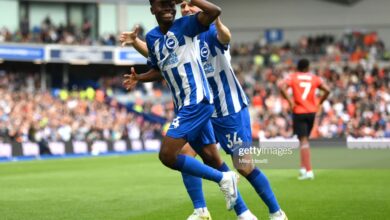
[121,2,287,220]
[279,59,330,180]
[125,0,242,214]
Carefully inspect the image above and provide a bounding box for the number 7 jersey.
[284,72,324,114]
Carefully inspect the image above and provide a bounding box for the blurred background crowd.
[0,19,389,143]
[0,72,163,143]
[0,16,145,46]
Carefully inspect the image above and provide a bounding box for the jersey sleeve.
[181,13,209,38]
[208,24,229,51]
[145,34,159,70]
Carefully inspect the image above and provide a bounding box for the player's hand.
[119,25,140,47]
[123,67,139,91]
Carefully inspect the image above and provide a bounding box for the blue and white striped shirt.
[146,14,212,112]
[198,24,248,118]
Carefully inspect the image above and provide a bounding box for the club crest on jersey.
[200,43,210,61]
[165,35,178,50]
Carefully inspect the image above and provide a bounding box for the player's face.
[180,2,201,16]
[151,0,177,24]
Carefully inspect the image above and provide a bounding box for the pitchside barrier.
[258,136,390,149]
[0,137,388,159]
[0,140,162,159]
[0,43,147,65]
[347,136,390,149]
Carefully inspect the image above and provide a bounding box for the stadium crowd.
[229,31,390,139]
[0,16,145,46]
[0,30,389,143]
[0,72,164,143]
[0,16,96,45]
[239,60,390,139]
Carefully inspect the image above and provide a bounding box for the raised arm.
[119,25,149,58]
[123,67,164,91]
[177,0,221,27]
[215,17,231,45]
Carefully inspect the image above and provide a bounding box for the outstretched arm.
[119,25,149,58]
[123,67,164,91]
[215,17,231,45]
[177,0,221,27]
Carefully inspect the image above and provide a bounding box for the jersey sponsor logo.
[163,53,179,67]
[203,62,215,76]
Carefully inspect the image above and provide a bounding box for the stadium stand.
[0,0,389,157]
[0,32,389,147]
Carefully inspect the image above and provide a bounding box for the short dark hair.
[149,0,154,5]
[297,59,310,72]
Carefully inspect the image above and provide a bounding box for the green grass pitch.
[1,148,390,220]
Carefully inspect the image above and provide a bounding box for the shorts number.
[226,132,243,149]
[299,82,312,100]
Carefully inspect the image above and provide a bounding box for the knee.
[200,152,222,168]
[203,156,221,169]
[180,144,198,157]
[236,164,255,177]
[159,150,176,169]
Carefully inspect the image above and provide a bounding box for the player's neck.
[158,22,173,34]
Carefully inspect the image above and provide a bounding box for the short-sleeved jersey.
[198,24,248,118]
[146,14,212,113]
[284,72,323,114]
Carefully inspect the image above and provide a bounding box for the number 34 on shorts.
[225,132,243,149]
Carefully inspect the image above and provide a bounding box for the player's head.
[297,59,310,72]
[149,0,177,25]
[180,2,201,16]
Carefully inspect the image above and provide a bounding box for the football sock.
[300,143,312,171]
[246,167,280,213]
[218,162,248,216]
[181,173,206,209]
[174,154,223,183]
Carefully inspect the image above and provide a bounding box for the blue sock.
[182,173,206,209]
[218,163,248,216]
[246,167,280,213]
[174,154,223,183]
